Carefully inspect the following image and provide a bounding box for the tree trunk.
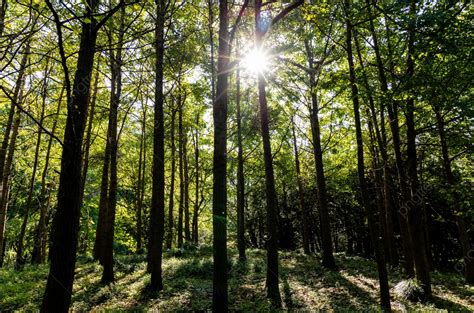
[16,60,49,267]
[366,0,414,277]
[291,116,309,255]
[184,133,191,243]
[0,43,28,265]
[192,112,200,244]
[236,52,246,261]
[213,0,229,309]
[32,86,64,264]
[178,94,184,249]
[434,108,474,283]
[147,0,166,292]
[353,32,398,266]
[304,39,336,268]
[41,1,99,309]
[101,6,124,284]
[345,8,391,309]
[78,59,100,255]
[136,101,147,253]
[166,106,176,250]
[255,1,281,305]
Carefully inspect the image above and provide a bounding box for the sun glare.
[241,48,270,75]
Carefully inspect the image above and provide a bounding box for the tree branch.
[271,0,304,27]
[0,86,64,146]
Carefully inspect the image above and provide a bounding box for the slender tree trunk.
[0,44,28,264]
[236,58,246,261]
[291,116,309,255]
[178,95,184,249]
[0,104,22,259]
[41,1,99,309]
[32,86,64,264]
[0,0,7,37]
[166,107,176,249]
[147,0,166,291]
[213,0,229,310]
[434,108,474,282]
[78,59,100,254]
[94,122,111,263]
[404,0,431,297]
[255,1,281,305]
[366,0,414,276]
[192,112,200,244]
[304,39,336,268]
[353,32,398,266]
[345,8,391,309]
[136,102,147,253]
[16,65,48,267]
[101,6,124,283]
[184,134,190,243]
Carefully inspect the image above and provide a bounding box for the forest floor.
[1,246,473,312]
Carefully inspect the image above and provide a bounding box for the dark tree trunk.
[166,106,176,249]
[304,39,336,268]
[184,133,190,243]
[291,116,309,255]
[192,112,200,244]
[101,6,124,284]
[213,0,229,310]
[404,0,431,298]
[136,102,147,253]
[32,86,64,264]
[78,59,100,255]
[178,95,184,248]
[236,55,246,261]
[255,1,281,305]
[434,108,474,283]
[147,0,166,292]
[366,0,414,277]
[345,6,391,310]
[94,116,111,263]
[0,44,28,263]
[0,0,7,37]
[353,32,398,267]
[16,61,48,267]
[41,1,99,310]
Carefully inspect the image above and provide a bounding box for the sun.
[241,48,270,75]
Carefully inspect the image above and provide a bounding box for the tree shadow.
[428,295,472,312]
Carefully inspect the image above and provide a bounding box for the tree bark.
[41,0,99,309]
[291,116,309,255]
[0,43,28,265]
[345,8,391,309]
[255,1,281,305]
[147,0,166,292]
[192,112,200,244]
[31,86,64,264]
[178,92,184,248]
[213,0,229,310]
[366,0,415,277]
[101,5,124,283]
[166,106,176,249]
[434,108,474,282]
[136,100,147,253]
[236,56,246,261]
[78,58,100,254]
[304,39,336,268]
[16,59,49,268]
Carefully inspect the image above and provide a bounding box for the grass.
[1,247,473,311]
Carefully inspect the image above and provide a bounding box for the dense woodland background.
[0,0,472,311]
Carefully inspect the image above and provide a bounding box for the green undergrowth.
[1,248,473,312]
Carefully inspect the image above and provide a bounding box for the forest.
[0,0,472,311]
